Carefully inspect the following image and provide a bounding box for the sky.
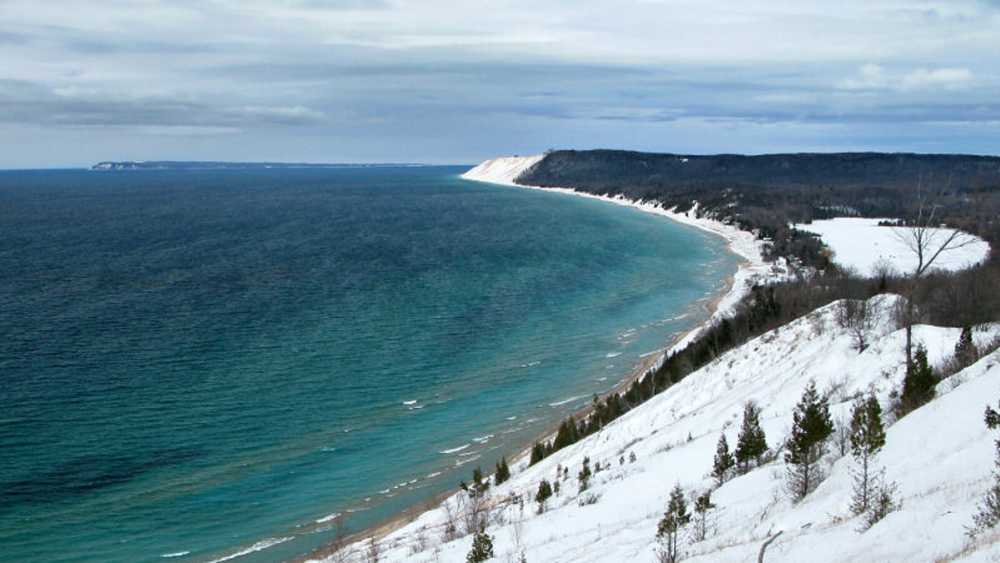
[1,0,999,167]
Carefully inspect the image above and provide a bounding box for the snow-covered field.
[313,293,1000,563]
[794,217,990,277]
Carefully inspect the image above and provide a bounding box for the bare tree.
[892,184,979,367]
[836,297,874,353]
[328,518,353,563]
[364,537,381,563]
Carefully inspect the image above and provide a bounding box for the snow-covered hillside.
[312,296,1000,562]
[462,155,545,186]
[794,218,990,276]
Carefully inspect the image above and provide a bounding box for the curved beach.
[303,156,786,561]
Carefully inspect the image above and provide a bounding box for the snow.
[461,155,545,186]
[311,295,1000,562]
[794,217,990,277]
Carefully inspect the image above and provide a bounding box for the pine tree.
[712,433,734,487]
[785,381,835,501]
[971,400,1000,536]
[955,326,979,370]
[471,467,489,495]
[656,484,690,563]
[466,526,494,563]
[849,393,886,515]
[900,345,936,414]
[529,442,546,466]
[495,457,511,485]
[578,457,592,492]
[734,401,768,474]
[535,479,552,514]
[692,490,716,542]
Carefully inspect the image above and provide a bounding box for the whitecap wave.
[205,537,293,563]
[316,512,340,524]
[402,400,418,406]
[605,352,623,358]
[549,395,583,407]
[439,444,470,454]
[161,552,190,559]
[426,471,442,479]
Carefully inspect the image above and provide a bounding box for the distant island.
[90,161,426,171]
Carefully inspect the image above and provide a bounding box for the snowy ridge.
[313,296,1000,562]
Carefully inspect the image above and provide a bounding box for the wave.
[161,552,190,559]
[605,352,623,358]
[426,471,442,479]
[506,415,517,421]
[549,395,583,407]
[316,512,340,524]
[439,444,470,454]
[472,434,493,444]
[402,400,418,406]
[454,455,480,467]
[205,537,293,563]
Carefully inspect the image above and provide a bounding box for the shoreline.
[302,160,778,561]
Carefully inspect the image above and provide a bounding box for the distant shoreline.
[89,161,433,171]
[302,161,781,562]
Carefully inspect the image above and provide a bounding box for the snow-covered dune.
[461,155,545,186]
[313,296,1000,562]
[795,217,990,276]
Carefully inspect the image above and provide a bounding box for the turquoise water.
[0,167,737,562]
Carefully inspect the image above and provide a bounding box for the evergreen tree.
[553,417,580,450]
[692,491,716,542]
[971,400,1000,536]
[900,345,936,413]
[785,381,835,501]
[529,442,546,466]
[656,484,690,563]
[712,433,734,487]
[495,457,511,486]
[535,479,552,514]
[734,401,768,474]
[471,467,489,495]
[849,393,886,515]
[466,526,494,563]
[578,457,592,492]
[955,326,979,370]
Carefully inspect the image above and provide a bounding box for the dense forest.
[518,150,1000,267]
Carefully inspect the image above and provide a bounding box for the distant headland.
[90,161,427,171]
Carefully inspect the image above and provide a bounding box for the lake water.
[0,166,737,562]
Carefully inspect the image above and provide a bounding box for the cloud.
[838,64,975,92]
[0,0,999,166]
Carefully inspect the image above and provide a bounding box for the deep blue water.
[0,167,737,562]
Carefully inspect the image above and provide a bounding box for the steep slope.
[462,155,545,186]
[313,296,1000,562]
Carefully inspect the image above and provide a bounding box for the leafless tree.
[327,518,353,563]
[364,537,381,563]
[441,500,459,542]
[892,184,979,367]
[836,297,874,353]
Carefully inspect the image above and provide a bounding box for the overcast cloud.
[1,0,998,167]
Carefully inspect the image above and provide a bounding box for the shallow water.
[0,166,737,562]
